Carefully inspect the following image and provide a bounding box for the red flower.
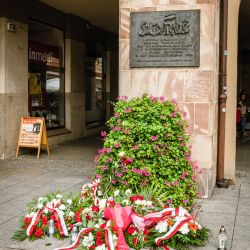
[89,246,95,249]
[107,200,115,207]
[123,158,133,165]
[54,222,59,229]
[24,217,31,224]
[75,211,82,222]
[96,231,103,238]
[132,237,139,245]
[127,226,136,235]
[25,224,29,230]
[96,238,103,246]
[34,228,43,238]
[92,206,100,213]
[41,215,48,226]
[130,195,144,203]
[100,223,106,229]
[69,224,73,230]
[86,215,92,220]
[143,228,150,235]
[50,214,56,221]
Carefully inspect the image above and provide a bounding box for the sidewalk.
[0,136,249,249]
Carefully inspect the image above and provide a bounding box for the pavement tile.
[233,225,250,241]
[231,240,250,250]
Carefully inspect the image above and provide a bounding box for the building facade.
[0,0,245,197]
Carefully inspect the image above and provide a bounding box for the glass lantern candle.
[218,226,228,250]
[48,219,55,237]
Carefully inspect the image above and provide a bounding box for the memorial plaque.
[130,10,200,67]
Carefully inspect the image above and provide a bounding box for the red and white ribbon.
[81,179,100,205]
[26,199,68,237]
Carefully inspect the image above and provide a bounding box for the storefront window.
[85,40,106,126]
[28,20,65,129]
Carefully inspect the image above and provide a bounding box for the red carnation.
[96,231,103,238]
[96,238,103,246]
[130,195,144,202]
[24,217,31,224]
[50,214,56,221]
[86,215,92,220]
[34,228,43,238]
[75,211,82,222]
[100,223,106,229]
[143,228,150,235]
[108,200,115,207]
[89,246,95,250]
[127,226,136,235]
[92,206,100,213]
[132,238,139,245]
[41,215,48,226]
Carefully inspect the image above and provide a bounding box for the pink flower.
[132,145,139,150]
[180,171,188,180]
[117,96,128,101]
[150,96,158,102]
[106,148,112,153]
[117,119,121,124]
[102,165,107,171]
[167,199,173,204]
[124,129,130,134]
[182,111,187,117]
[124,107,132,113]
[171,112,177,118]
[116,172,123,178]
[153,145,159,150]
[114,126,122,131]
[111,179,117,184]
[172,99,177,104]
[180,143,185,147]
[183,199,188,204]
[100,131,106,137]
[96,174,102,179]
[114,113,120,117]
[151,135,158,141]
[114,143,120,148]
[159,96,165,102]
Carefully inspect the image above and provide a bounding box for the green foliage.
[95,95,198,207]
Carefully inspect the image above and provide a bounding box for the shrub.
[95,95,199,207]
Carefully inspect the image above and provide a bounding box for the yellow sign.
[16,117,50,159]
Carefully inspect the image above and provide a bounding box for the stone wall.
[119,0,220,197]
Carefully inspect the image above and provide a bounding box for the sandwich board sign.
[16,117,50,159]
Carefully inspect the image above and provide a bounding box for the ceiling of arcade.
[39,0,119,33]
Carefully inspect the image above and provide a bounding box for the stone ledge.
[47,128,72,137]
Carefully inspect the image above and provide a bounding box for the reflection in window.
[28,20,65,129]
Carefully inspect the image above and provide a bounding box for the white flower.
[97,190,103,196]
[114,190,120,197]
[125,189,132,196]
[141,200,147,206]
[67,199,72,205]
[122,199,129,206]
[82,233,94,247]
[155,221,168,233]
[30,212,35,217]
[59,204,66,211]
[179,223,190,235]
[135,200,142,205]
[56,194,63,199]
[99,199,107,209]
[69,211,75,217]
[95,244,106,250]
[146,201,153,206]
[43,208,48,214]
[37,203,43,209]
[118,151,125,157]
[38,197,44,202]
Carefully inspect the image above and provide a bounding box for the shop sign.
[16,117,50,159]
[28,41,61,67]
[130,10,200,67]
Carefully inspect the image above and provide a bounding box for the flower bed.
[13,96,208,249]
